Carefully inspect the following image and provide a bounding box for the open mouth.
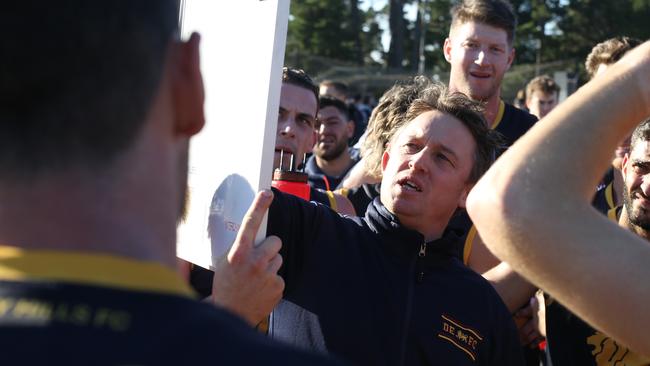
[398,178,422,192]
[275,147,294,155]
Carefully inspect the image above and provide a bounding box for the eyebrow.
[322,116,342,123]
[298,112,316,125]
[440,144,459,161]
[405,132,459,160]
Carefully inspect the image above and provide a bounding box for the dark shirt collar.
[364,197,461,260]
[0,246,195,297]
[305,154,323,176]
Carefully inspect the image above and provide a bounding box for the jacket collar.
[364,197,461,261]
[305,154,324,175]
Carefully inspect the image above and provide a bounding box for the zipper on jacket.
[418,242,427,257]
[417,242,427,283]
[399,241,429,365]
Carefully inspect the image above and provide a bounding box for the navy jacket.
[268,189,524,366]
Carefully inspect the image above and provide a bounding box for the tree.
[285,0,382,73]
[387,0,407,70]
[286,0,357,72]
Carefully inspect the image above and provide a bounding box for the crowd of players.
[1,0,649,365]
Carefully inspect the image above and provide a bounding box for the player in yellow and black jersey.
[0,2,342,365]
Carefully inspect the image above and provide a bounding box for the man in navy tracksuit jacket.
[265,83,524,365]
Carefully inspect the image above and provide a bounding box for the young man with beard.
[305,96,360,191]
[0,1,341,365]
[274,68,355,214]
[466,40,650,359]
[264,83,523,365]
[543,118,650,366]
[320,80,368,146]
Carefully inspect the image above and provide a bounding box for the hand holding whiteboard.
[176,0,290,270]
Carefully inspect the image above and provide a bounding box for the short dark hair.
[0,0,178,180]
[585,37,642,79]
[526,75,560,100]
[320,80,349,99]
[282,67,319,110]
[450,0,517,45]
[395,82,502,184]
[630,118,650,152]
[318,95,350,121]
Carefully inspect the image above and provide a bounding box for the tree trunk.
[349,0,364,65]
[387,0,405,70]
[411,0,422,72]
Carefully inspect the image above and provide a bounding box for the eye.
[403,142,421,154]
[490,46,504,54]
[299,116,316,128]
[436,153,454,167]
[633,164,648,174]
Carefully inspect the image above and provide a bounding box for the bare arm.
[483,261,536,314]
[466,230,536,312]
[466,42,650,355]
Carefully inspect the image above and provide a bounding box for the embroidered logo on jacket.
[438,314,482,361]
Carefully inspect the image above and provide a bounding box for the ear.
[505,46,515,71]
[172,32,205,137]
[346,120,355,139]
[381,148,391,174]
[622,153,630,177]
[457,184,473,209]
[309,128,318,149]
[443,38,453,63]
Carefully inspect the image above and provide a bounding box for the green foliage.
[286,0,381,74]
[286,0,649,91]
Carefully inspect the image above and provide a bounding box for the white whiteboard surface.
[176,0,289,270]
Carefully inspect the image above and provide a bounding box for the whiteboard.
[176,0,290,270]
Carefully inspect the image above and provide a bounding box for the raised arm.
[466,42,650,355]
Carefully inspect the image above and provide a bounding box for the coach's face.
[380,109,475,239]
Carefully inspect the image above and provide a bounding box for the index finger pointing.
[232,189,274,254]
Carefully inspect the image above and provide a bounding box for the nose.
[475,50,486,66]
[278,115,297,138]
[640,176,650,197]
[408,150,429,173]
[318,122,328,135]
